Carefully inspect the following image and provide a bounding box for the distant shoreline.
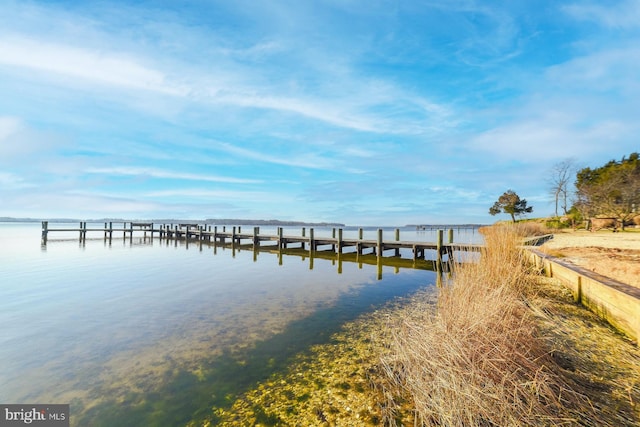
[1,217,486,228]
[0,217,345,227]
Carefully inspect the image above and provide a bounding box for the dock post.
[301,227,306,250]
[358,228,363,240]
[337,228,343,254]
[253,227,259,249]
[331,228,336,251]
[437,229,444,264]
[109,222,113,242]
[104,222,107,240]
[129,222,133,243]
[395,228,400,256]
[309,228,315,253]
[448,228,454,244]
[377,228,383,257]
[278,227,284,249]
[41,221,48,245]
[232,226,237,246]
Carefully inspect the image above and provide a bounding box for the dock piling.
[41,221,48,245]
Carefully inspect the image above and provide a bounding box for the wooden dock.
[40,221,483,263]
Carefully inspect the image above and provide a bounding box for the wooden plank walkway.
[40,221,483,263]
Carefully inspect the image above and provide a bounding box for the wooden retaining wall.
[527,248,640,344]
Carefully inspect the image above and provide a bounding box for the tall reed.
[382,224,582,426]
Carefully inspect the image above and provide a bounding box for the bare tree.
[548,158,576,217]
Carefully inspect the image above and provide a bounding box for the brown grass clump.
[382,225,588,426]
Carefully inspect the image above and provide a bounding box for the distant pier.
[40,221,482,264]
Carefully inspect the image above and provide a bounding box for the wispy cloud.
[0,36,186,95]
[212,142,336,170]
[564,0,640,28]
[1,1,638,224]
[85,167,262,184]
[0,172,34,189]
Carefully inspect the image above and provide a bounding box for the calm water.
[0,223,481,426]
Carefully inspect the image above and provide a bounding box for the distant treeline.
[203,219,345,227]
[0,217,345,227]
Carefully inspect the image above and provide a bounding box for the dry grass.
[382,224,592,426]
[479,221,550,239]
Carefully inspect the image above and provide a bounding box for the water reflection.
[44,231,475,280]
[1,224,445,426]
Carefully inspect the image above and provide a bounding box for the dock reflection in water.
[0,224,478,426]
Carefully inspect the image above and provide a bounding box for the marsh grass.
[382,224,591,426]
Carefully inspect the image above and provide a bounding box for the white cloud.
[143,189,295,204]
[213,142,336,170]
[0,172,34,189]
[564,1,640,29]
[0,35,187,95]
[468,118,629,162]
[545,47,640,94]
[0,116,22,141]
[84,167,262,184]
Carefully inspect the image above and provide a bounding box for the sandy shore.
[542,229,640,250]
[540,229,640,288]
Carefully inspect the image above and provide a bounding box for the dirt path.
[540,229,640,288]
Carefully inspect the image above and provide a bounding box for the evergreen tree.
[489,190,533,223]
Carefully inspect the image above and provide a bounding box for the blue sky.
[1,0,639,225]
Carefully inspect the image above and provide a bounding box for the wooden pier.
[40,221,482,263]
